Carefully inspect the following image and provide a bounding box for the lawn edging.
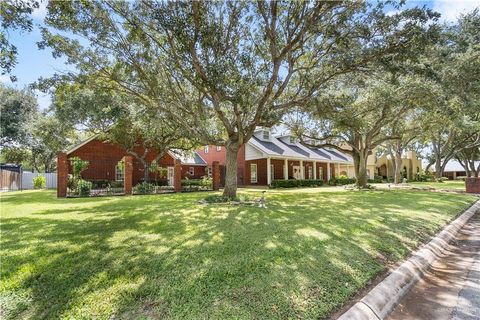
[338,198,480,320]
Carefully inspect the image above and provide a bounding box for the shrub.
[109,181,124,188]
[181,179,203,186]
[435,177,449,182]
[133,182,155,194]
[329,176,356,186]
[270,179,323,188]
[69,156,89,178]
[76,179,92,197]
[32,175,46,189]
[201,176,213,188]
[368,175,383,183]
[67,174,77,190]
[90,179,110,189]
[456,176,467,181]
[204,195,239,203]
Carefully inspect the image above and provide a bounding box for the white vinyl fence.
[22,172,57,189]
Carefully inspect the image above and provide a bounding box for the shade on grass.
[0,189,476,319]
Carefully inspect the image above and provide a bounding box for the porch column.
[57,152,68,198]
[123,155,133,195]
[313,161,317,179]
[337,163,340,177]
[300,160,304,179]
[327,162,331,181]
[174,159,182,193]
[267,157,272,185]
[284,159,288,180]
[212,161,220,190]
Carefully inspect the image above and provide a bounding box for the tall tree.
[291,74,438,187]
[0,84,38,147]
[39,1,439,197]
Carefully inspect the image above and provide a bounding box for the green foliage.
[328,176,356,186]
[456,176,467,181]
[270,179,324,188]
[0,85,38,146]
[181,177,213,192]
[368,176,383,183]
[76,179,92,197]
[69,157,89,178]
[203,194,239,203]
[133,182,155,195]
[90,180,123,189]
[32,175,46,189]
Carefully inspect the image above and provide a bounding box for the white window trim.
[250,163,258,183]
[263,130,270,140]
[270,164,274,181]
[216,146,221,151]
[189,167,195,176]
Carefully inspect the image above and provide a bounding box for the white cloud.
[433,0,479,23]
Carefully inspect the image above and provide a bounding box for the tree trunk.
[353,150,368,188]
[394,151,402,184]
[223,141,240,198]
[435,156,442,179]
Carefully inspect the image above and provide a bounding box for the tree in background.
[420,10,480,178]
[0,84,38,147]
[39,1,438,197]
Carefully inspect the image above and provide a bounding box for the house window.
[189,167,195,176]
[250,164,257,183]
[263,130,270,140]
[204,145,209,153]
[115,162,124,181]
[307,166,313,179]
[206,166,212,177]
[270,164,274,182]
[319,167,323,180]
[216,146,221,151]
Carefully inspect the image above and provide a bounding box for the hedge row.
[270,179,324,188]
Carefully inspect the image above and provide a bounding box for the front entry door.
[293,166,301,180]
[167,166,174,186]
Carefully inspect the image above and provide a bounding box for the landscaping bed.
[0,189,476,319]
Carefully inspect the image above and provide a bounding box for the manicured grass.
[409,180,466,191]
[0,189,476,319]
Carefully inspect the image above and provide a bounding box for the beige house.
[337,150,422,180]
[375,151,422,180]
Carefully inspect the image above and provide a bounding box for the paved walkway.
[388,213,480,320]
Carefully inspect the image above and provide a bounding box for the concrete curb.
[338,199,480,320]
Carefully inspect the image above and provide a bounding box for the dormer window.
[263,130,270,140]
[204,145,209,153]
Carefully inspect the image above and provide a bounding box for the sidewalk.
[388,214,480,320]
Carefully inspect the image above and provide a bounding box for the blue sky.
[1,0,478,110]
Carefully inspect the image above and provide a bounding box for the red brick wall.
[330,163,336,178]
[245,159,267,185]
[316,162,328,180]
[466,177,480,194]
[68,138,204,185]
[181,166,207,179]
[271,159,285,180]
[196,144,246,185]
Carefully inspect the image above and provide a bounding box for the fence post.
[465,177,480,194]
[57,152,68,198]
[123,155,133,195]
[174,159,182,192]
[212,161,220,191]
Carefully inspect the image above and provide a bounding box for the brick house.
[197,128,354,186]
[65,135,207,186]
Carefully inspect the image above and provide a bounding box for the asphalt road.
[388,213,480,320]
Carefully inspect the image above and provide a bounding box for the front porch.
[245,158,344,185]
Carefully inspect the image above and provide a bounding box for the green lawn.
[0,189,476,319]
[409,180,466,191]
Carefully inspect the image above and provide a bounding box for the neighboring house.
[375,151,423,180]
[430,160,479,180]
[66,136,207,186]
[197,128,354,186]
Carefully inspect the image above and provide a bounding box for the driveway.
[388,213,480,320]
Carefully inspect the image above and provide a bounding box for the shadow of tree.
[0,189,475,319]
